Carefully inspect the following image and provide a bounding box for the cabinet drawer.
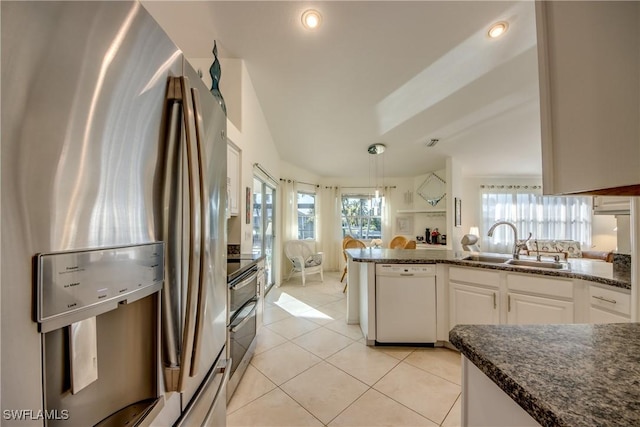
[449,267,499,288]
[589,285,631,316]
[590,306,631,324]
[507,274,573,299]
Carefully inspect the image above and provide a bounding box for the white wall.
[280,161,321,184]
[617,215,631,254]
[591,215,618,252]
[188,56,281,254]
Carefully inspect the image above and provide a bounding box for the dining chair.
[340,235,354,282]
[389,235,408,249]
[343,238,366,293]
[404,240,417,249]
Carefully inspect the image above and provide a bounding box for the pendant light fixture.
[368,143,386,200]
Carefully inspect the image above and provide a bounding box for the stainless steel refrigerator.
[1,1,228,426]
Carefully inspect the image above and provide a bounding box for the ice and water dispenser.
[35,243,164,426]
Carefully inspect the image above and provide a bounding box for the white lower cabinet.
[446,266,629,332]
[507,293,574,325]
[590,307,630,324]
[449,283,499,329]
[448,267,500,331]
[589,284,631,323]
[506,273,574,325]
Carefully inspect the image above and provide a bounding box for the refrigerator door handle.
[202,359,232,426]
[161,72,227,393]
[174,358,232,427]
[176,75,202,391]
[189,86,208,377]
[161,85,181,370]
[161,77,189,391]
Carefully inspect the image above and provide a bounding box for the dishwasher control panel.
[376,264,436,276]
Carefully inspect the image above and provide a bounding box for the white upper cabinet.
[536,1,640,195]
[227,142,240,217]
[592,196,630,215]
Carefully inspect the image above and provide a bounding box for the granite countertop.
[450,323,640,427]
[227,253,266,282]
[227,252,265,262]
[345,248,630,289]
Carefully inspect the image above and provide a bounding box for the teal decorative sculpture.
[209,41,227,116]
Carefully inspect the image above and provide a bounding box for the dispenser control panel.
[36,243,164,332]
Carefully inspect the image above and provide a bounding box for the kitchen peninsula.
[450,323,640,427]
[345,248,631,339]
[345,248,636,426]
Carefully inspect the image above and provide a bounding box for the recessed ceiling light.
[301,9,322,30]
[488,21,509,38]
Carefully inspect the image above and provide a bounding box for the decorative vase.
[209,40,227,116]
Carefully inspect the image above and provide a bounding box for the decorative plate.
[417,173,446,206]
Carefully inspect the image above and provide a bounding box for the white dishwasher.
[375,264,437,344]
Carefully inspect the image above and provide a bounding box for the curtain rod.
[278,180,397,190]
[253,163,278,185]
[480,185,542,190]
[341,185,397,189]
[279,178,319,188]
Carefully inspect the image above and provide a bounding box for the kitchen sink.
[461,255,569,270]
[505,259,566,269]
[462,255,511,263]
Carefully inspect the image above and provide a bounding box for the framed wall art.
[396,216,414,234]
[455,197,462,227]
[245,187,251,224]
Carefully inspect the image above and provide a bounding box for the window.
[481,189,592,253]
[341,195,382,240]
[297,192,316,239]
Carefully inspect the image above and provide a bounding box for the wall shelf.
[397,209,446,215]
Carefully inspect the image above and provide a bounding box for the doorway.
[253,176,276,293]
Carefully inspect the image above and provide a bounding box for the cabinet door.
[227,143,240,216]
[536,1,640,194]
[449,283,499,331]
[507,293,574,325]
[589,306,630,324]
[593,196,630,215]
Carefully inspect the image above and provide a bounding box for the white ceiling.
[143,1,542,179]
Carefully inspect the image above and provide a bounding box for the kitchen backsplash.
[228,244,241,256]
[613,253,631,274]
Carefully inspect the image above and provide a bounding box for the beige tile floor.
[227,271,462,427]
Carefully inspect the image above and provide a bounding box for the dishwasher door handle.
[399,273,414,277]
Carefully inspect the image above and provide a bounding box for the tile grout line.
[230,274,461,426]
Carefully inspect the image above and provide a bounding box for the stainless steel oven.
[228,298,257,373]
[228,265,258,321]
[226,263,258,400]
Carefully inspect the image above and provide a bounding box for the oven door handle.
[230,271,257,291]
[230,301,257,333]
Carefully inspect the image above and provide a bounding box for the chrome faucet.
[487,221,530,259]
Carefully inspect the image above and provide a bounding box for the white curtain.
[318,185,342,271]
[481,186,592,253]
[280,179,298,277]
[281,179,298,241]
